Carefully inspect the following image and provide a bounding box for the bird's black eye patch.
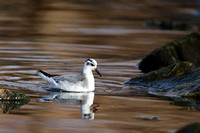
[87,62,95,66]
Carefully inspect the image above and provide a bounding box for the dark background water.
[0,0,200,133]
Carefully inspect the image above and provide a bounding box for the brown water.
[0,0,200,133]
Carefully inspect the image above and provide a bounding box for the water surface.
[0,0,200,133]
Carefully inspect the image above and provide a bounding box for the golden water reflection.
[0,0,199,132]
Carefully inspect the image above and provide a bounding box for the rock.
[125,32,200,109]
[176,122,200,133]
[128,62,195,83]
[0,100,29,114]
[139,32,200,73]
[0,89,30,113]
[0,89,30,101]
[125,65,200,100]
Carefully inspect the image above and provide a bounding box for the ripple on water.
[0,0,199,132]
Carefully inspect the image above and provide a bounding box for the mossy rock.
[127,61,195,83]
[139,32,200,73]
[0,100,29,114]
[0,89,30,113]
[145,62,195,82]
[125,65,200,105]
[0,89,30,101]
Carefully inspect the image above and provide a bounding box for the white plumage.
[37,58,102,92]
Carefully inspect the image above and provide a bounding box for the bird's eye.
[91,64,95,66]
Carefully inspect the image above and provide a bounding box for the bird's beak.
[95,69,102,77]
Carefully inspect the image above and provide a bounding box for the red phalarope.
[37,58,102,92]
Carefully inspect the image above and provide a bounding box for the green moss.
[0,89,30,101]
[144,62,195,82]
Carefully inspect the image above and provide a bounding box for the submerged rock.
[139,32,200,73]
[0,89,30,101]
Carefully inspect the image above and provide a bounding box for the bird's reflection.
[37,91,98,120]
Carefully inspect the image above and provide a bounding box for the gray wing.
[52,74,85,83]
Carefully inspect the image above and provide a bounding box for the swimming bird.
[37,58,102,92]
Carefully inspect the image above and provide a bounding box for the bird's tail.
[37,70,57,85]
[37,70,55,78]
